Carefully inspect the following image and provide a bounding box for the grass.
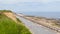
[0,11,31,34]
[52,23,60,27]
[0,10,12,12]
[16,18,22,23]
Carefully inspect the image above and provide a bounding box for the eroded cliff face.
[0,10,32,34]
[3,12,17,23]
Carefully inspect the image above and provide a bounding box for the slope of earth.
[0,10,31,34]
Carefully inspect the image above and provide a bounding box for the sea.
[16,12,60,18]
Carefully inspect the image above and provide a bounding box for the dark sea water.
[16,12,60,18]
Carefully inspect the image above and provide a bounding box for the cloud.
[0,0,60,12]
[0,0,60,4]
[0,0,18,4]
[0,0,49,4]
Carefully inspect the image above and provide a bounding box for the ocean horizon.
[16,12,60,18]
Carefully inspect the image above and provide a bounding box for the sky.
[0,0,60,12]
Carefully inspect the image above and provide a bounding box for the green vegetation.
[0,10,31,34]
[0,10,12,12]
[16,18,22,23]
[52,21,60,27]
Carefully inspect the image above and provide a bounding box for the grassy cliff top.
[0,10,12,12]
[0,10,31,34]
